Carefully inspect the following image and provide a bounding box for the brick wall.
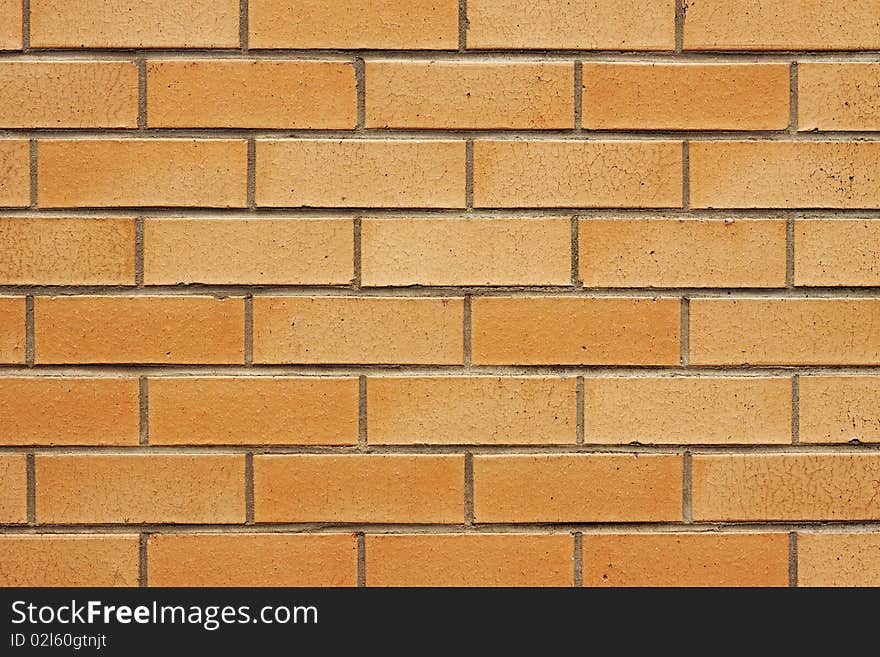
[1,0,879,587]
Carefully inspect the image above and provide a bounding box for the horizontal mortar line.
[2,286,880,297]
[5,49,880,61]
[2,521,880,535]
[7,129,880,139]
[2,444,880,455]
[2,365,880,377]
[5,208,880,219]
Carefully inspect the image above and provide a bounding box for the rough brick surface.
[0,536,140,586]
[148,534,358,587]
[582,64,789,130]
[254,455,465,523]
[582,534,790,587]
[0,217,135,285]
[5,0,880,588]
[0,377,139,445]
[366,534,573,587]
[583,377,791,445]
[367,376,577,445]
[149,377,359,445]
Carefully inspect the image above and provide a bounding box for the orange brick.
[0,297,25,364]
[471,297,680,365]
[798,533,880,587]
[579,217,786,288]
[143,218,353,285]
[149,377,359,445]
[0,536,139,586]
[366,534,573,587]
[36,454,245,524]
[0,139,30,207]
[0,62,138,128]
[473,140,682,208]
[794,219,880,286]
[582,64,789,130]
[689,299,880,365]
[473,454,682,523]
[34,296,245,365]
[799,64,880,131]
[253,296,463,365]
[582,534,789,587]
[692,453,880,521]
[361,218,571,286]
[0,217,135,285]
[256,139,466,208]
[249,0,458,49]
[254,455,464,523]
[583,377,791,445]
[147,60,356,129]
[148,534,357,587]
[38,139,247,208]
[0,377,139,446]
[0,454,26,523]
[0,0,21,49]
[30,0,240,48]
[467,0,674,50]
[365,61,574,129]
[690,142,880,209]
[367,377,577,445]
[683,0,880,50]
[799,376,880,444]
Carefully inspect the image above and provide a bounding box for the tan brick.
[0,536,139,586]
[474,140,682,208]
[38,139,247,208]
[149,377,359,446]
[34,296,245,365]
[365,61,574,129]
[257,139,465,208]
[367,377,577,445]
[683,0,880,50]
[471,297,680,365]
[583,377,791,445]
[583,534,789,587]
[689,299,880,365]
[36,454,245,524]
[799,64,880,131]
[692,453,880,521]
[690,142,880,209]
[0,62,138,128]
[794,219,880,287]
[582,63,789,130]
[0,0,21,49]
[799,533,880,587]
[366,534,573,587]
[254,455,464,523]
[579,217,786,288]
[148,534,358,587]
[0,454,26,523]
[253,296,463,365]
[467,0,674,50]
[473,455,682,523]
[0,140,30,207]
[0,377,139,446]
[147,60,356,129]
[143,218,353,285]
[0,217,136,285]
[0,297,25,364]
[799,377,880,444]
[249,0,458,49]
[30,0,240,48]
[361,218,571,287]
